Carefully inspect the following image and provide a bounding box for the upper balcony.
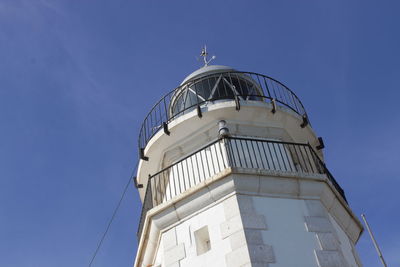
[138,68,310,156]
[137,136,347,241]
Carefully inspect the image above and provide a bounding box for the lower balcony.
[137,136,346,241]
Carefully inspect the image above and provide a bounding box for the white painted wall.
[329,213,362,267]
[153,200,232,267]
[252,196,361,267]
[252,197,320,267]
[140,178,362,267]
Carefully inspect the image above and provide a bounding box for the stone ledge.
[314,250,349,267]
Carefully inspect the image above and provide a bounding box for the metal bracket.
[140,148,149,161]
[197,105,202,118]
[133,176,143,189]
[163,122,170,135]
[300,115,309,128]
[271,98,276,114]
[316,137,325,150]
[235,95,240,111]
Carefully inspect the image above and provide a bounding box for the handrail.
[137,136,346,240]
[138,72,309,155]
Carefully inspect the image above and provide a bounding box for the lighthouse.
[133,53,363,267]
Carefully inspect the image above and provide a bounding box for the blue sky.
[0,0,399,266]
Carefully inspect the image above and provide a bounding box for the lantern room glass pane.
[171,74,263,117]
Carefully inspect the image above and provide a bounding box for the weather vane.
[200,45,216,66]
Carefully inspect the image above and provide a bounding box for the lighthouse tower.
[133,55,363,267]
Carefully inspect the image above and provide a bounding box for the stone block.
[237,195,256,214]
[314,250,349,267]
[229,229,247,250]
[225,245,251,267]
[320,183,335,209]
[220,215,243,239]
[229,229,265,251]
[223,195,240,220]
[305,200,327,217]
[305,216,333,233]
[164,243,186,266]
[330,200,350,230]
[316,233,339,250]
[242,214,267,230]
[163,228,177,251]
[259,177,299,196]
[244,229,264,245]
[299,180,324,198]
[234,174,260,194]
[248,244,275,263]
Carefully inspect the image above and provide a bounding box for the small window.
[194,226,211,255]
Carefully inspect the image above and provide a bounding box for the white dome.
[180,65,236,85]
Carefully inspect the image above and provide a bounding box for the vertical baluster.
[227,138,237,167]
[199,149,206,181]
[165,171,171,202]
[265,141,275,170]
[189,155,196,186]
[244,140,254,168]
[184,159,191,189]
[232,139,241,168]
[300,146,310,173]
[238,139,247,168]
[212,143,221,173]
[258,141,267,169]
[218,139,227,169]
[305,146,316,173]
[276,143,288,171]
[173,165,180,195]
[179,162,186,192]
[209,144,216,176]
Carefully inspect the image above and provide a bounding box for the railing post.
[263,76,272,99]
[163,96,169,123]
[234,94,240,111]
[223,137,234,168]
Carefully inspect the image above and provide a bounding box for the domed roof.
[180,65,236,85]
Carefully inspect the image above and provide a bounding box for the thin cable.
[88,161,139,267]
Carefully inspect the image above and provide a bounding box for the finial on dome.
[200,45,216,66]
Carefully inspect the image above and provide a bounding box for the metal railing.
[138,72,309,154]
[137,137,346,240]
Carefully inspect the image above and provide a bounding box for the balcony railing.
[137,137,346,240]
[138,72,309,155]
